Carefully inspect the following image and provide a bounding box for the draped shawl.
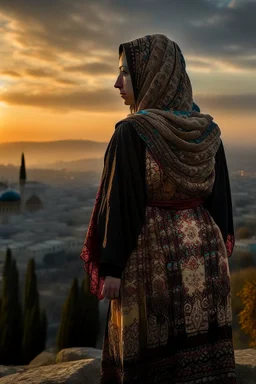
[80,34,235,299]
[120,34,221,196]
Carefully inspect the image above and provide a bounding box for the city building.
[0,153,44,223]
[235,238,256,263]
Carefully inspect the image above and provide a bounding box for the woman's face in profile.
[114,50,135,106]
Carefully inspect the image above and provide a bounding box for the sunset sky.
[0,0,255,146]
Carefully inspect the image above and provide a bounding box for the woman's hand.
[101,276,121,300]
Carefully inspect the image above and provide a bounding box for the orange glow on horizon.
[0,105,127,143]
[0,105,255,147]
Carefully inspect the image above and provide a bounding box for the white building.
[73,225,88,239]
[0,154,44,224]
[235,238,256,264]
[26,240,65,265]
[0,240,33,263]
[242,214,256,225]
[55,236,84,254]
[0,235,85,269]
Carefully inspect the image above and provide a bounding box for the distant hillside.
[0,140,255,175]
[225,146,256,174]
[36,147,256,174]
[0,164,100,186]
[31,157,104,173]
[0,140,108,166]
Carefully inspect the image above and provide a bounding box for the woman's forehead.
[119,50,128,67]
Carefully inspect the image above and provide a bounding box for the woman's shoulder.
[113,119,139,143]
[115,118,134,133]
[108,119,145,159]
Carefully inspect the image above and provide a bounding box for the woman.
[80,34,236,384]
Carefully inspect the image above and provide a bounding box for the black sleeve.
[97,121,147,278]
[203,140,235,257]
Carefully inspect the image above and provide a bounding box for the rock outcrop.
[235,349,256,384]
[56,347,102,363]
[0,348,255,383]
[0,358,100,384]
[0,365,26,379]
[29,351,56,368]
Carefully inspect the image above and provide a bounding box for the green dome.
[0,190,21,202]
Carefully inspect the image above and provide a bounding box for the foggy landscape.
[0,141,256,351]
[0,140,107,166]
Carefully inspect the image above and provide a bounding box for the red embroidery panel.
[226,233,235,258]
[80,183,105,300]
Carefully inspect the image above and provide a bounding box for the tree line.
[0,248,99,365]
[56,274,99,352]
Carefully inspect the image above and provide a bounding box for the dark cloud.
[229,57,256,71]
[1,70,21,77]
[0,0,255,113]
[0,88,121,112]
[64,62,116,75]
[1,86,255,114]
[55,79,78,86]
[25,68,57,78]
[110,0,256,63]
[18,48,59,62]
[0,0,255,71]
[195,93,256,113]
[0,0,123,55]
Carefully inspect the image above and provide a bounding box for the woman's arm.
[97,121,147,278]
[203,140,235,257]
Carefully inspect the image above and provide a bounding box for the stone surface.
[28,351,56,368]
[56,348,102,364]
[0,348,255,383]
[0,366,26,378]
[235,349,256,384]
[0,358,100,384]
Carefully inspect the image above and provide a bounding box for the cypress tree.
[0,297,1,358]
[0,249,23,365]
[10,259,23,363]
[22,259,44,364]
[56,278,80,352]
[77,274,99,348]
[0,248,12,364]
[2,248,12,294]
[75,277,87,348]
[24,259,38,310]
[39,309,48,352]
[0,297,1,337]
[22,304,41,364]
[19,153,27,185]
[83,274,100,347]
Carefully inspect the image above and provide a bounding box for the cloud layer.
[0,0,255,113]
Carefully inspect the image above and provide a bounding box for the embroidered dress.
[100,150,236,384]
[80,34,236,383]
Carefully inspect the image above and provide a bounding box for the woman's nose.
[114,74,122,89]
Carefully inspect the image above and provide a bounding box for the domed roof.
[0,189,21,202]
[26,194,43,205]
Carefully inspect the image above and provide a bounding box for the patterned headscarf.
[119,34,221,196]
